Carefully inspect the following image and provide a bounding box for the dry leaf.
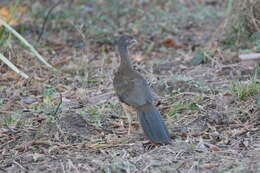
[32,76,46,81]
[0,3,28,27]
[209,144,221,151]
[32,153,45,162]
[0,7,18,26]
[162,39,184,49]
[0,71,20,81]
[201,163,219,169]
[53,57,71,66]
[240,60,258,70]
[223,92,233,97]
[191,132,203,137]
[132,54,145,62]
[179,132,188,137]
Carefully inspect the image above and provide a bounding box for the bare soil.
[0,0,259,172]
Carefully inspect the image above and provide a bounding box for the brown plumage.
[113,35,170,144]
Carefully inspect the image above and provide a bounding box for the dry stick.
[52,92,62,119]
[68,159,80,173]
[37,0,63,41]
[12,160,28,171]
[239,53,260,60]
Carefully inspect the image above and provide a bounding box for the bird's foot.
[142,141,157,151]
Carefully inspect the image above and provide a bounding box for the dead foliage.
[219,0,260,46]
[0,0,259,172]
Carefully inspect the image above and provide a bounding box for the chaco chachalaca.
[113,35,171,144]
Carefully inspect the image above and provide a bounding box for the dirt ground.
[0,0,260,172]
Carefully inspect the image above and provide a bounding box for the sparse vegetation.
[0,0,259,172]
[221,0,260,47]
[231,78,260,100]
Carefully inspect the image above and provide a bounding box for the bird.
[113,35,171,144]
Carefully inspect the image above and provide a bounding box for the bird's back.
[113,67,153,107]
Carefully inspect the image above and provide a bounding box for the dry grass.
[220,0,260,46]
[0,0,259,172]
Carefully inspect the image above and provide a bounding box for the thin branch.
[37,0,63,41]
[52,91,62,119]
[12,160,28,171]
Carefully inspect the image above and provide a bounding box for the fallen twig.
[239,53,260,60]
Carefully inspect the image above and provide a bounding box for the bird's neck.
[118,45,132,70]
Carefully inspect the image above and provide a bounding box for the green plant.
[43,87,57,97]
[255,40,260,51]
[0,27,12,46]
[231,78,260,99]
[0,3,54,79]
[87,107,104,127]
[166,99,199,118]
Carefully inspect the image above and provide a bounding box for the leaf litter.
[0,0,260,172]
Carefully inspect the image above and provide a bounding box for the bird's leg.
[121,103,134,135]
[126,111,132,135]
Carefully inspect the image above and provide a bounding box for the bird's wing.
[118,77,153,106]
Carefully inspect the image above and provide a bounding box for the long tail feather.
[137,105,170,144]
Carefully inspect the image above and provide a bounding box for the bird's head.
[117,35,137,48]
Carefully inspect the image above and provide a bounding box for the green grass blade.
[0,53,29,79]
[0,18,54,69]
